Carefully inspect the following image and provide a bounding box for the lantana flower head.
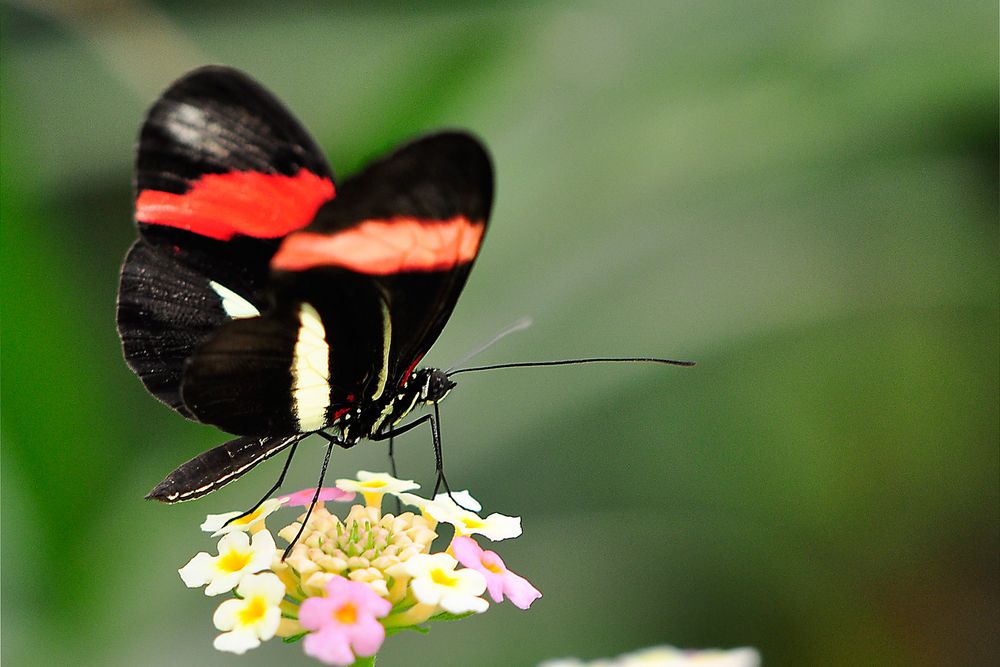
[278,502,437,599]
[178,471,540,664]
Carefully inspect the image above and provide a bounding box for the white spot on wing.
[167,103,228,159]
[209,281,260,319]
[292,303,331,431]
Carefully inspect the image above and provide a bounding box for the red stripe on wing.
[136,170,335,241]
[399,354,424,387]
[270,216,485,274]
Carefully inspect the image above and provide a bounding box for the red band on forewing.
[136,170,334,241]
[271,216,485,274]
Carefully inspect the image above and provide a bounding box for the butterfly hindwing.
[118,239,265,415]
[146,434,300,503]
[180,276,388,436]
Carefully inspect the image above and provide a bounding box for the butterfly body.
[119,66,490,502]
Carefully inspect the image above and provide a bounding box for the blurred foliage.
[1,1,997,666]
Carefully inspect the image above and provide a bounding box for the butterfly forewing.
[118,66,334,417]
[272,132,494,392]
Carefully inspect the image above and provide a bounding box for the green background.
[2,2,997,665]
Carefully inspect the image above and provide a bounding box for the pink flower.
[299,576,392,665]
[451,536,541,609]
[279,487,355,507]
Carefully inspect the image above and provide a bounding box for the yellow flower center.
[430,567,458,587]
[362,480,388,489]
[461,515,485,529]
[239,596,267,626]
[334,602,358,625]
[483,559,504,574]
[232,508,261,526]
[218,550,252,573]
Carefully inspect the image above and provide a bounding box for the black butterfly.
[118,66,493,506]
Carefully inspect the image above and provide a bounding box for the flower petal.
[336,471,419,496]
[433,489,482,512]
[213,628,261,655]
[202,498,286,536]
[212,598,245,632]
[279,487,356,507]
[303,627,357,666]
[178,552,215,588]
[503,571,542,609]
[346,617,386,657]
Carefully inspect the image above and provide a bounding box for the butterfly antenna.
[446,316,533,373]
[447,356,696,377]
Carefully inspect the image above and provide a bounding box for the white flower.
[396,492,434,513]
[337,471,420,510]
[423,501,522,541]
[336,471,419,496]
[432,489,482,512]
[399,553,488,614]
[200,498,286,536]
[211,572,285,655]
[178,530,276,595]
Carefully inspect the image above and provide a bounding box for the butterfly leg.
[388,434,402,515]
[428,401,456,500]
[222,437,301,528]
[369,414,432,440]
[371,407,469,510]
[279,431,341,559]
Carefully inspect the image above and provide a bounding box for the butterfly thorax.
[338,368,455,443]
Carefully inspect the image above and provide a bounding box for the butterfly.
[118,66,493,506]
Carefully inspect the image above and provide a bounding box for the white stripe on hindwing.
[292,302,331,431]
[164,435,298,502]
[370,297,392,401]
[209,281,260,319]
[393,391,420,425]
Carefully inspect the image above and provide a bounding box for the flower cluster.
[540,646,761,667]
[178,471,541,665]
